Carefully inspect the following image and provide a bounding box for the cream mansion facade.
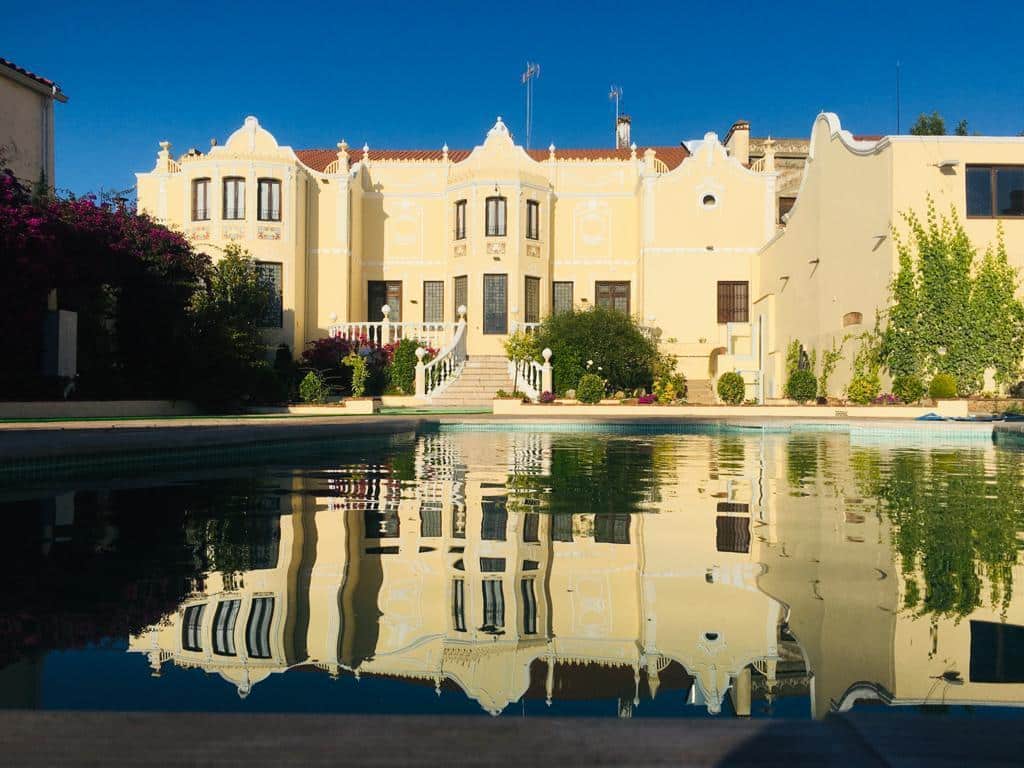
[137,113,1024,399]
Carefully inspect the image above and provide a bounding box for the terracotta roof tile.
[0,56,66,100]
[295,144,688,172]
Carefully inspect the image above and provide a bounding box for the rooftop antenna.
[522,62,540,149]
[609,84,623,126]
[896,61,902,134]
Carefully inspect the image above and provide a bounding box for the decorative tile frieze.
[222,225,245,241]
[188,226,210,242]
[257,226,282,240]
[454,244,467,258]
[527,244,540,259]
[486,241,506,256]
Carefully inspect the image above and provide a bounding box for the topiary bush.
[387,338,420,394]
[892,374,926,404]
[929,373,958,400]
[785,369,818,404]
[533,306,659,395]
[847,373,881,404]
[299,371,328,404]
[717,372,745,405]
[576,373,606,404]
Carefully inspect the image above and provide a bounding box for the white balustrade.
[509,320,541,334]
[328,305,455,349]
[417,306,468,400]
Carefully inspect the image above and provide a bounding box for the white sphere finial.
[457,304,467,320]
[328,311,338,322]
[542,348,552,362]
[415,347,427,361]
[381,304,391,317]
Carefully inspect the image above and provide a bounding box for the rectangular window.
[423,281,444,324]
[454,275,468,321]
[552,514,573,542]
[553,282,574,315]
[192,178,210,221]
[481,499,507,541]
[257,178,281,221]
[717,281,749,323]
[967,165,1024,218]
[182,604,205,652]
[778,196,796,225]
[212,599,241,656]
[595,281,630,314]
[245,596,274,659]
[522,512,539,542]
[483,274,508,334]
[526,199,540,240]
[970,620,1024,683]
[364,509,400,538]
[420,505,442,537]
[223,177,245,220]
[368,280,402,322]
[453,579,466,632]
[485,196,507,236]
[524,276,541,324]
[255,261,283,328]
[594,514,631,544]
[454,199,467,240]
[521,579,537,635]
[480,557,506,572]
[482,579,505,630]
[716,516,751,554]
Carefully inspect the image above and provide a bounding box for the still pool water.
[2,427,1024,720]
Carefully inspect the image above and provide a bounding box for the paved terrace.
[0,709,1022,767]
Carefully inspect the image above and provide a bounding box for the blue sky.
[6,0,1024,196]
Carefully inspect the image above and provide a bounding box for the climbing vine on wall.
[882,198,1024,393]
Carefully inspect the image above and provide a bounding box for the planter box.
[492,400,972,419]
[249,398,380,416]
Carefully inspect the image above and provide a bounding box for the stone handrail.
[507,348,552,402]
[749,158,766,173]
[416,307,468,399]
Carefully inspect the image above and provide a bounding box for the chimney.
[616,114,632,150]
[724,120,750,165]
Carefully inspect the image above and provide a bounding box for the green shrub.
[717,372,745,405]
[785,369,818,403]
[533,306,659,395]
[929,373,958,399]
[892,374,926,404]
[494,389,525,400]
[576,373,606,404]
[847,373,881,404]
[387,338,419,394]
[343,353,369,397]
[299,371,328,404]
[653,373,687,404]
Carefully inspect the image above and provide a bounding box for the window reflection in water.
[2,431,1024,719]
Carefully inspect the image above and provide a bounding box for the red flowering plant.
[1,169,209,398]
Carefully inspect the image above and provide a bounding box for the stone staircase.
[687,379,716,405]
[428,355,511,408]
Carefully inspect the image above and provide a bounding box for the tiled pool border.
[0,418,1003,483]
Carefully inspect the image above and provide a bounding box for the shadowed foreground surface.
[0,711,1022,767]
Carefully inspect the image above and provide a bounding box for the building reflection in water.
[124,430,1024,718]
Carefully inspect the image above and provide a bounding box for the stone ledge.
[493,399,971,419]
[249,399,379,416]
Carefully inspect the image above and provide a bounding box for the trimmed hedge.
[717,372,745,405]
[929,373,957,399]
[785,369,818,404]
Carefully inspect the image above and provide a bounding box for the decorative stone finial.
[442,142,449,162]
[381,304,390,318]
[542,348,552,362]
[548,143,556,161]
[362,142,370,165]
[415,347,427,361]
[457,305,467,322]
[630,142,637,160]
[762,136,776,172]
[336,140,350,171]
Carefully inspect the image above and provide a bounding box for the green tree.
[189,244,275,405]
[909,111,946,136]
[503,330,541,394]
